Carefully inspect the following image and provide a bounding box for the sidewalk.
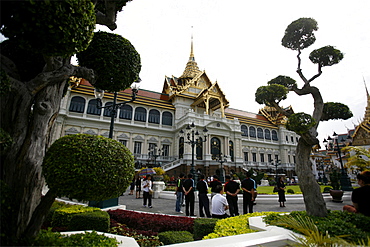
[118,190,352,216]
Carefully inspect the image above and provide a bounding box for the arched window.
[257,128,264,139]
[265,129,271,140]
[148,109,160,124]
[272,130,278,141]
[179,137,184,159]
[69,96,85,113]
[103,102,113,117]
[241,125,248,136]
[229,140,234,162]
[119,105,132,120]
[211,137,221,160]
[134,107,147,122]
[249,126,256,138]
[87,99,101,115]
[196,137,203,160]
[286,135,289,142]
[162,111,173,126]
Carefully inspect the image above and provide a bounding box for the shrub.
[203,212,278,239]
[323,187,332,193]
[108,209,194,233]
[286,188,295,194]
[110,222,162,247]
[69,210,110,232]
[43,134,135,202]
[33,229,119,246]
[158,231,193,245]
[264,210,370,244]
[193,218,218,240]
[51,205,100,228]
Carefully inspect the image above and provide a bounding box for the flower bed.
[108,209,194,233]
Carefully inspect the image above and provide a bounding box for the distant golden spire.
[179,27,201,80]
[364,77,370,120]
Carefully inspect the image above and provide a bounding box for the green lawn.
[257,185,329,194]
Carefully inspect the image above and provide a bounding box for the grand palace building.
[52,41,305,180]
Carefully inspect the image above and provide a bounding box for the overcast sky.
[93,0,369,147]
[3,0,368,148]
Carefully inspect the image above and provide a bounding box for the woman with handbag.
[142,175,153,208]
[277,177,286,207]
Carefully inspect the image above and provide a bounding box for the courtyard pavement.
[117,189,352,216]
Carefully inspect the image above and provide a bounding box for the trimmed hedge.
[158,231,193,245]
[69,210,110,232]
[108,209,194,233]
[52,205,100,228]
[193,218,218,240]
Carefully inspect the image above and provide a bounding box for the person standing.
[135,176,142,199]
[129,177,135,195]
[224,175,240,217]
[211,184,229,219]
[343,170,370,216]
[196,174,211,218]
[142,175,153,208]
[210,175,222,199]
[183,173,196,216]
[175,173,185,213]
[277,176,286,207]
[241,171,255,214]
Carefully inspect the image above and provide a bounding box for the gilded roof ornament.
[179,33,201,80]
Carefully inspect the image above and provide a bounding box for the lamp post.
[180,123,208,181]
[94,81,139,139]
[148,144,162,167]
[271,159,281,183]
[216,153,227,183]
[323,132,353,191]
[88,81,139,208]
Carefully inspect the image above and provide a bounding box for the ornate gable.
[352,83,370,146]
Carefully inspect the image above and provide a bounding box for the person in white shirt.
[142,175,153,208]
[211,184,229,219]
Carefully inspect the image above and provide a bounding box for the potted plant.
[329,169,343,202]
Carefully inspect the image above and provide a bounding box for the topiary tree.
[43,134,135,201]
[77,31,141,92]
[0,0,135,244]
[255,18,353,217]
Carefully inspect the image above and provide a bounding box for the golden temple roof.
[179,35,201,80]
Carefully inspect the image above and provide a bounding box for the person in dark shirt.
[343,170,370,216]
[183,173,196,216]
[224,175,240,216]
[210,175,222,199]
[196,174,211,217]
[241,171,255,214]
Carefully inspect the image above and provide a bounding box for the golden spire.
[364,77,370,120]
[179,27,201,80]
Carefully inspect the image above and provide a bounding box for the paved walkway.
[118,189,352,216]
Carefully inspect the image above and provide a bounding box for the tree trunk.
[296,138,327,217]
[1,78,66,243]
[1,56,94,244]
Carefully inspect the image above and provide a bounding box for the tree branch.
[308,63,323,83]
[296,49,309,85]
[95,1,118,31]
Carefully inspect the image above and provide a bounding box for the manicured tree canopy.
[254,17,353,217]
[0,0,95,56]
[77,31,141,92]
[42,134,135,201]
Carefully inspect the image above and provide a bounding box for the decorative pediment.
[133,135,144,141]
[148,137,158,143]
[65,127,79,134]
[162,138,172,144]
[117,133,129,139]
[259,106,293,126]
[83,129,97,135]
